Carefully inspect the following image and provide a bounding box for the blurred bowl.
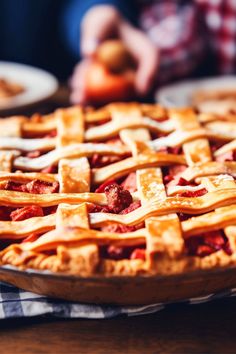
[0,62,58,114]
[156,76,236,110]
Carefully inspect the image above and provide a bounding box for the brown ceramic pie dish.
[1,265,236,305]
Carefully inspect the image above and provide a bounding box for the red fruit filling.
[91,184,144,233]
[26,150,42,158]
[119,200,141,214]
[176,188,208,198]
[158,146,182,155]
[0,205,57,221]
[0,207,14,221]
[97,182,133,214]
[121,172,137,192]
[178,213,192,221]
[92,175,143,231]
[164,165,188,186]
[168,165,187,176]
[165,176,195,187]
[102,223,144,233]
[44,129,57,138]
[151,116,169,122]
[101,201,144,233]
[130,248,146,260]
[3,181,28,193]
[163,174,174,184]
[95,179,117,193]
[90,154,122,168]
[88,204,110,213]
[10,205,44,221]
[95,173,137,193]
[89,200,142,216]
[164,175,207,197]
[26,180,59,194]
[104,183,133,214]
[185,230,232,257]
[176,177,190,186]
[210,141,225,153]
[3,180,59,194]
[89,138,128,168]
[99,244,146,260]
[43,206,58,215]
[41,165,58,173]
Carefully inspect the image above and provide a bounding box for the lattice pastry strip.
[198,175,236,255]
[0,116,25,137]
[0,115,25,172]
[137,168,185,271]
[138,107,236,274]
[56,107,85,147]
[146,203,236,274]
[0,151,20,172]
[121,109,184,271]
[12,143,127,171]
[0,186,236,243]
[56,107,91,193]
[169,108,212,165]
[0,203,148,275]
[3,200,236,276]
[0,204,100,275]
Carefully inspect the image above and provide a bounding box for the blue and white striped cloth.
[0,282,236,319]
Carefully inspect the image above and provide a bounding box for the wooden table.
[2,91,236,354]
[0,297,236,353]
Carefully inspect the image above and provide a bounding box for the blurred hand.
[70,5,159,104]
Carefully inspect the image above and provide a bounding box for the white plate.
[156,75,236,107]
[0,62,58,112]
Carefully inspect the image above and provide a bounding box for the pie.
[0,103,235,277]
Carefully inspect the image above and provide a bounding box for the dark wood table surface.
[1,91,236,354]
[1,297,236,354]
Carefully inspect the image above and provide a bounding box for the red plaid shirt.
[138,0,236,83]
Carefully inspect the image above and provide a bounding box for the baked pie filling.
[0,103,236,276]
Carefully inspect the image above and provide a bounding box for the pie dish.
[0,103,236,282]
[0,62,59,112]
[156,76,236,117]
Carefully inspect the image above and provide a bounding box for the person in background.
[70,0,236,104]
[1,1,236,104]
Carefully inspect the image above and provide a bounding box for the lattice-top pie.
[0,103,236,276]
